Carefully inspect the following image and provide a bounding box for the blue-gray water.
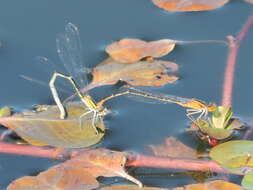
[0,1,252,189]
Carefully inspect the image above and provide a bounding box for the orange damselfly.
[119,85,217,122]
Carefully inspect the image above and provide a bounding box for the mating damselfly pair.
[25,23,217,135]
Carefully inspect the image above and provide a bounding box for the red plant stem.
[221,36,237,106]
[0,142,77,159]
[126,154,228,174]
[222,12,253,106]
[0,142,229,174]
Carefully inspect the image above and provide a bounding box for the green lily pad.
[242,171,253,190]
[0,102,106,148]
[0,107,12,117]
[210,140,253,174]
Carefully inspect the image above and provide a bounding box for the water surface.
[0,1,252,189]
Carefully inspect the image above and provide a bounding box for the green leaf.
[0,102,106,148]
[193,106,244,141]
[210,140,253,174]
[211,106,233,129]
[195,119,233,140]
[199,125,233,140]
[226,119,245,131]
[242,171,253,190]
[0,107,12,117]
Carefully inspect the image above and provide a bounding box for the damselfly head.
[207,102,217,111]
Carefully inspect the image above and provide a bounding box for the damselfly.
[41,23,129,134]
[119,85,217,122]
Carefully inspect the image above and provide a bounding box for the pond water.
[0,0,253,189]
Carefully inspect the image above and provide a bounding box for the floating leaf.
[226,119,245,131]
[0,102,105,148]
[87,57,178,90]
[151,0,229,12]
[173,180,243,190]
[148,137,209,182]
[7,149,142,190]
[105,39,176,63]
[0,107,12,117]
[210,140,253,175]
[148,137,197,159]
[244,0,253,3]
[192,106,244,142]
[242,171,253,190]
[100,185,164,190]
[195,120,233,140]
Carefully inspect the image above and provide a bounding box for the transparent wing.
[56,23,89,89]
[120,85,191,105]
[20,56,72,95]
[35,56,75,91]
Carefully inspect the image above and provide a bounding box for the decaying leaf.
[100,185,165,190]
[148,137,197,159]
[86,57,178,90]
[0,102,105,148]
[148,137,209,182]
[7,149,142,190]
[173,180,243,190]
[244,0,253,3]
[105,39,176,63]
[151,0,230,12]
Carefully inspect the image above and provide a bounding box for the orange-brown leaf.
[0,102,105,148]
[105,39,176,63]
[148,137,197,159]
[244,0,253,3]
[100,185,165,190]
[88,58,178,90]
[7,149,142,190]
[173,180,243,190]
[151,0,230,12]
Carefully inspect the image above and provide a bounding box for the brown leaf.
[173,180,243,190]
[148,137,197,159]
[100,184,165,190]
[87,57,178,90]
[244,0,253,3]
[149,137,209,183]
[0,102,105,148]
[7,149,142,190]
[105,39,176,63]
[151,0,230,12]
